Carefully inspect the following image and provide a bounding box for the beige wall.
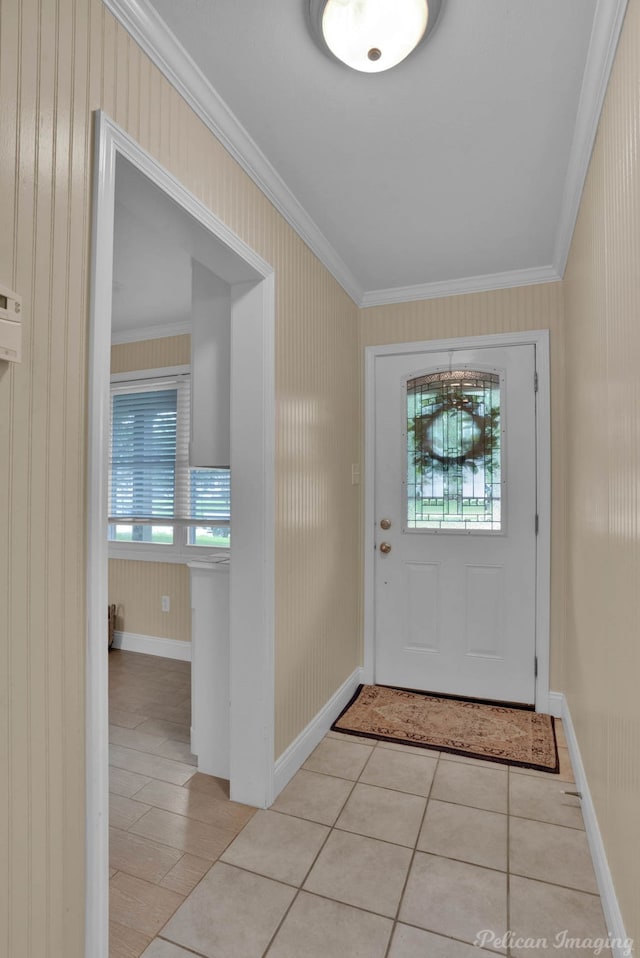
[108,560,191,642]
[4,0,640,949]
[563,0,640,940]
[360,282,567,689]
[109,335,192,642]
[0,3,359,955]
[111,333,191,373]
[274,245,361,754]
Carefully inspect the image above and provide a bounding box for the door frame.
[86,111,276,958]
[363,330,551,711]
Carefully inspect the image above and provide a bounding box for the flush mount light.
[309,0,443,73]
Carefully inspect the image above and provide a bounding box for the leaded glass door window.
[405,369,502,532]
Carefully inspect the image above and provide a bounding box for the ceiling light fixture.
[309,0,443,74]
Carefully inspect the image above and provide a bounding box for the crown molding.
[111,320,191,344]
[104,0,626,311]
[102,0,364,306]
[552,0,629,275]
[360,265,561,308]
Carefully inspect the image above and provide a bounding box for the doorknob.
[379,542,391,554]
[380,518,391,530]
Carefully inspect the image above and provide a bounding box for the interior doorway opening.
[87,111,276,958]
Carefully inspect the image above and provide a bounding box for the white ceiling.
[107,0,627,305]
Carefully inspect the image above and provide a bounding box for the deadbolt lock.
[380,518,391,530]
[379,542,392,554]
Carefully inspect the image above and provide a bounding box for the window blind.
[108,376,230,526]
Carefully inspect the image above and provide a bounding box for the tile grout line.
[109,740,198,777]
[147,742,592,956]
[109,656,196,946]
[120,807,256,869]
[333,731,573,777]
[151,809,264,948]
[109,762,197,787]
[208,820,603,905]
[110,875,189,946]
[384,917,508,956]
[109,826,214,881]
[109,665,582,958]
[108,726,197,757]
[109,650,248,954]
[259,766,362,958]
[347,742,402,955]
[264,740,593,951]
[272,780,585,830]
[303,757,574,797]
[114,787,252,832]
[155,936,209,958]
[381,745,440,958]
[301,765,436,796]
[260,737,429,956]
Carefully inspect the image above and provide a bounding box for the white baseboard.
[273,668,364,799]
[553,692,632,958]
[547,690,564,718]
[112,630,192,662]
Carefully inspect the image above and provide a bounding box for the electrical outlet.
[161,595,170,613]
[351,463,360,485]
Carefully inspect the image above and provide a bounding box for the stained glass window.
[406,369,502,531]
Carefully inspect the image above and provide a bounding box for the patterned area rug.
[332,685,559,772]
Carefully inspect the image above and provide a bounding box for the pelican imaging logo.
[474,930,634,956]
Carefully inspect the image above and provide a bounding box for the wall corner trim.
[553,0,629,275]
[272,668,364,800]
[550,692,631,955]
[112,631,192,661]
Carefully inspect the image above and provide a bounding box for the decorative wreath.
[412,391,500,473]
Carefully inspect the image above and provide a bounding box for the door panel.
[405,561,441,652]
[374,345,536,704]
[464,564,504,658]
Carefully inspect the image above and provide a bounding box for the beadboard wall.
[108,560,191,643]
[110,332,191,372]
[0,3,360,956]
[360,281,566,689]
[4,0,640,950]
[563,0,640,940]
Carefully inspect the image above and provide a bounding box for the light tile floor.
[111,652,610,958]
[108,650,256,957]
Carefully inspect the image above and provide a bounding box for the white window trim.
[108,363,230,564]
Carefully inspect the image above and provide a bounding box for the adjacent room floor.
[109,651,609,958]
[108,650,256,957]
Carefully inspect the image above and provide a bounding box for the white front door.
[374,344,537,704]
